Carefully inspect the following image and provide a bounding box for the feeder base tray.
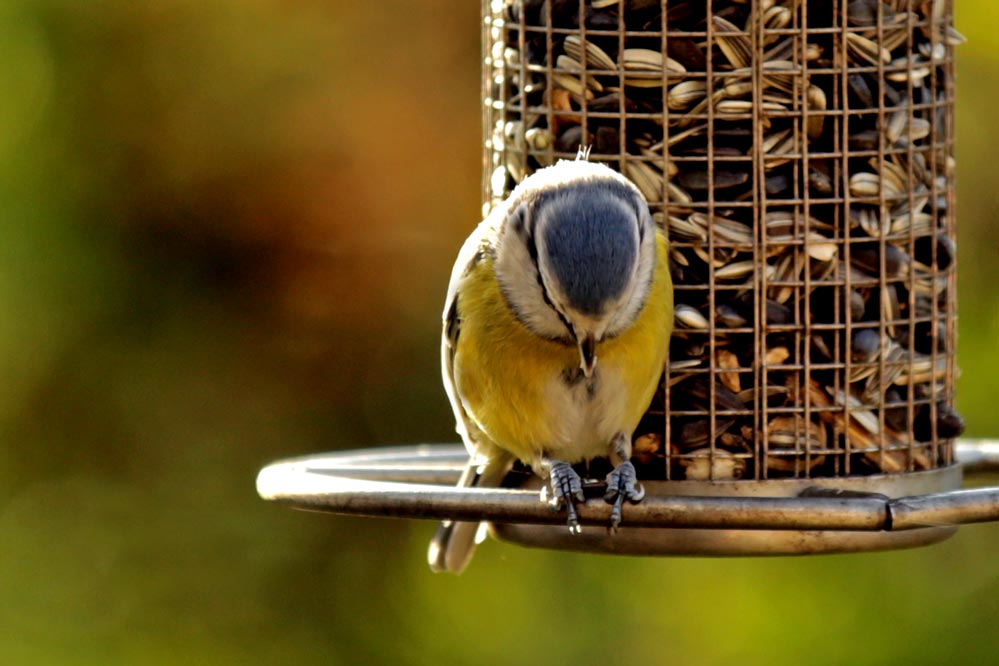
[255,444,999,557]
[494,466,962,556]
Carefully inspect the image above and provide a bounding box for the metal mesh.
[482,0,964,481]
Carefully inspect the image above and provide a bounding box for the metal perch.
[256,439,999,556]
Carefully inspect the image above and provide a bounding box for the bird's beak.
[578,333,597,378]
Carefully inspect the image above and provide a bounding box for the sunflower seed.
[679,448,747,480]
[675,304,710,329]
[563,35,616,71]
[846,32,892,65]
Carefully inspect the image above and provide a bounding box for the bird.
[427,157,673,573]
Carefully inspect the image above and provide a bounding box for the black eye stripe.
[509,203,526,235]
[524,217,575,342]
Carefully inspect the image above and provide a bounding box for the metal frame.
[257,440,998,556]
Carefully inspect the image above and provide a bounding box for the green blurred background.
[1,1,997,664]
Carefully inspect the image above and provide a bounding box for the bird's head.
[494,160,658,377]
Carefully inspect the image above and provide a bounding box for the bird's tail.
[427,452,513,574]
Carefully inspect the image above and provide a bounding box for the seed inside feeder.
[484,0,963,480]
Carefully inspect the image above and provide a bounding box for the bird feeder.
[258,0,999,556]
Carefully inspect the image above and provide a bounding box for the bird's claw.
[604,461,645,529]
[542,461,585,534]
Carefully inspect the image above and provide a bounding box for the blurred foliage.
[0,1,996,664]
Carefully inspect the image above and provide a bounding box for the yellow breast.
[452,233,672,464]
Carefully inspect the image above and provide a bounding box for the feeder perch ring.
[257,440,999,556]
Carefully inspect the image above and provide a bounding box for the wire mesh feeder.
[258,0,984,558]
[256,441,999,556]
[484,0,965,488]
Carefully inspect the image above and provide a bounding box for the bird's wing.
[431,217,515,573]
[441,219,496,459]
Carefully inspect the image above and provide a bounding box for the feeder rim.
[256,440,999,532]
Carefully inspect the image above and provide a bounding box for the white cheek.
[495,230,572,341]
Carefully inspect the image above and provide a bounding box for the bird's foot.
[604,460,645,529]
[540,460,585,534]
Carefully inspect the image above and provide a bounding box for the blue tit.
[428,158,673,573]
